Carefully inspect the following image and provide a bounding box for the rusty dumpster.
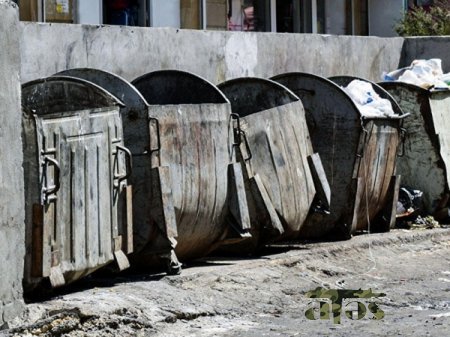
[379,82,450,219]
[57,69,250,272]
[22,76,133,290]
[272,73,406,238]
[218,77,330,248]
[122,70,250,271]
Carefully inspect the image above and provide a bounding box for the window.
[352,0,368,36]
[205,0,228,30]
[103,0,139,26]
[316,0,357,35]
[181,0,201,28]
[227,0,270,31]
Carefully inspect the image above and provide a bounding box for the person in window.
[243,5,254,31]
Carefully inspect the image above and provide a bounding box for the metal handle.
[115,145,132,184]
[43,156,60,202]
[149,117,161,154]
[397,127,407,157]
[230,113,242,146]
[240,130,252,162]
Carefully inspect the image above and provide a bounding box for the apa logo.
[304,287,386,324]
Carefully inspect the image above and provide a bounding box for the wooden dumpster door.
[35,108,130,287]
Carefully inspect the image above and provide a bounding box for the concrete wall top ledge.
[20,22,406,84]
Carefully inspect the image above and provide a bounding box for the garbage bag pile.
[396,186,423,218]
[395,186,442,229]
[383,58,450,90]
[342,79,397,118]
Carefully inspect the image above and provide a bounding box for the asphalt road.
[5,228,450,336]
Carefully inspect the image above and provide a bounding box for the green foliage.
[396,1,450,36]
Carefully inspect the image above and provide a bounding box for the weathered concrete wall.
[401,37,450,72]
[19,23,405,84]
[0,0,25,328]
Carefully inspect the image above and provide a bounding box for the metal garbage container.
[379,81,450,218]
[122,70,250,270]
[55,69,162,264]
[22,76,133,289]
[218,77,330,247]
[57,69,250,272]
[273,73,406,238]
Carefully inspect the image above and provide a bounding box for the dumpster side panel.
[30,108,129,285]
[241,101,316,234]
[273,75,361,237]
[54,69,154,254]
[23,112,43,288]
[381,85,446,213]
[353,120,400,230]
[148,103,231,259]
[429,92,450,195]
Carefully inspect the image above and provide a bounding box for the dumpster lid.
[132,70,229,105]
[22,76,124,116]
[272,72,361,116]
[54,68,149,111]
[218,77,300,117]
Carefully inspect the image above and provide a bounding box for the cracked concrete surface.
[3,228,450,336]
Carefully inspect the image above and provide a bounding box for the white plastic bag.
[383,58,450,89]
[343,80,396,118]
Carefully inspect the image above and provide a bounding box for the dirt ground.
[3,228,450,337]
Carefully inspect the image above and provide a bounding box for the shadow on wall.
[399,37,450,72]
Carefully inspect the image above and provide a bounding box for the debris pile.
[383,59,450,90]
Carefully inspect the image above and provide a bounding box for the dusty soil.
[3,228,450,336]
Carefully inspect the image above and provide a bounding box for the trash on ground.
[383,59,450,90]
[397,215,440,230]
[396,186,424,218]
[342,79,397,118]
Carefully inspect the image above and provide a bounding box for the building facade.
[17,0,419,37]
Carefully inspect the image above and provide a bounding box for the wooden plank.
[150,166,178,239]
[114,250,130,271]
[250,174,284,234]
[31,204,44,277]
[227,162,251,233]
[100,122,113,264]
[49,266,65,288]
[350,177,363,234]
[73,136,87,270]
[125,185,134,254]
[308,153,331,209]
[388,175,401,229]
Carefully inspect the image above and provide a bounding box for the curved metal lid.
[132,69,229,105]
[22,76,124,115]
[272,72,361,117]
[55,68,149,110]
[218,77,300,117]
